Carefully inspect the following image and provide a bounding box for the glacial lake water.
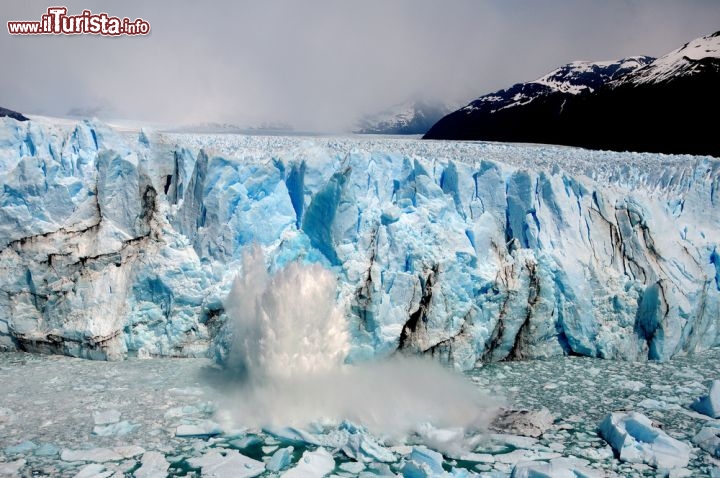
[1,350,719,477]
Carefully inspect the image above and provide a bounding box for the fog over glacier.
[1,0,719,130]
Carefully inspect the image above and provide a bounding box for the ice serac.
[0,117,213,360]
[0,117,719,369]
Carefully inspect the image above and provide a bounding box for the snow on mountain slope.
[0,117,718,368]
[623,31,720,85]
[355,100,450,135]
[461,56,654,113]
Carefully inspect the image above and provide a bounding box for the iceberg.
[133,451,170,478]
[693,426,720,458]
[0,116,718,369]
[266,446,294,472]
[511,457,602,477]
[691,379,720,418]
[402,446,445,477]
[281,448,334,478]
[187,449,264,478]
[598,411,690,469]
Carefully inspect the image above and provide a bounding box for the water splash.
[217,246,500,438]
[223,246,349,383]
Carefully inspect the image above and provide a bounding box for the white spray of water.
[216,247,501,440]
[224,246,349,382]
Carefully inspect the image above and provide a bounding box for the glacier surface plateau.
[0,116,718,368]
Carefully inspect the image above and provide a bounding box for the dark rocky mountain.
[0,106,29,121]
[425,31,720,157]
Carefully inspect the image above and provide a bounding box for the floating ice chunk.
[93,421,139,436]
[74,463,111,478]
[113,446,145,458]
[598,411,690,469]
[264,427,321,446]
[281,448,335,478]
[401,460,434,478]
[4,440,37,454]
[175,420,223,437]
[357,437,395,463]
[619,380,646,392]
[339,461,365,474]
[339,424,395,463]
[487,434,539,450]
[188,449,264,478]
[267,446,294,472]
[133,451,170,478]
[402,446,445,478]
[390,446,413,456]
[61,448,123,463]
[691,380,720,418]
[0,459,25,476]
[366,462,396,476]
[511,457,602,478]
[637,399,682,411]
[692,426,720,458]
[34,443,60,457]
[164,405,200,419]
[458,453,495,464]
[168,387,205,397]
[492,408,554,437]
[93,410,121,425]
[667,469,693,478]
[230,436,262,449]
[496,450,562,465]
[570,445,613,462]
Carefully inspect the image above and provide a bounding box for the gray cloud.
[1,0,718,131]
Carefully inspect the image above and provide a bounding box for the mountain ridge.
[424,31,720,157]
[0,106,28,122]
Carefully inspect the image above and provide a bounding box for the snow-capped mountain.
[425,31,720,157]
[0,106,28,121]
[461,56,653,114]
[623,31,720,85]
[0,116,718,369]
[355,100,450,135]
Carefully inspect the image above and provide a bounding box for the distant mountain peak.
[355,99,450,135]
[0,106,29,122]
[623,31,720,85]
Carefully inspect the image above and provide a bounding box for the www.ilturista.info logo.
[7,7,150,36]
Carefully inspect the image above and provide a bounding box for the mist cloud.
[1,0,718,131]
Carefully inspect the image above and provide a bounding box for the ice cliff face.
[0,117,718,368]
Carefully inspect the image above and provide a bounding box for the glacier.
[0,116,718,369]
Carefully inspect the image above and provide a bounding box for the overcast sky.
[2,1,719,131]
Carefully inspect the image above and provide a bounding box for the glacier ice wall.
[0,116,718,368]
